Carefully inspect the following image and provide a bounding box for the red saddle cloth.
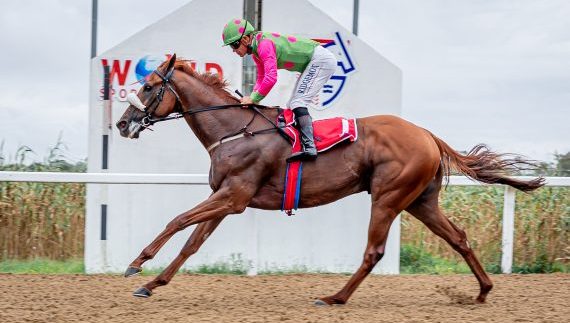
[279,109,358,215]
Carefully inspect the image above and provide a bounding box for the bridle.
[129,68,184,128]
[126,67,291,150]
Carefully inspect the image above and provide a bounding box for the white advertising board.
[87,0,402,275]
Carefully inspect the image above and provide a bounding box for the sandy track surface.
[0,273,568,322]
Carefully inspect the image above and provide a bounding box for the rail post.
[501,186,516,273]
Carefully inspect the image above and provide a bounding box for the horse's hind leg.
[405,179,493,303]
[316,202,398,305]
[316,168,429,305]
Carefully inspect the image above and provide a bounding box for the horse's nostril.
[117,120,127,130]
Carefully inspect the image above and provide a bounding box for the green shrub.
[400,244,470,274]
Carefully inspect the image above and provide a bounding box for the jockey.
[222,18,337,162]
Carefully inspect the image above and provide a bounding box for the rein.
[142,102,291,152]
[127,69,291,151]
[142,103,268,126]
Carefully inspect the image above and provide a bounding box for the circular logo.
[135,55,166,83]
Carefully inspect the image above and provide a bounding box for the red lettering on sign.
[101,59,132,86]
[205,63,223,79]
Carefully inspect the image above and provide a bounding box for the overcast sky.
[0,0,568,164]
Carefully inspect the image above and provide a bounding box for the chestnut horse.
[116,54,544,304]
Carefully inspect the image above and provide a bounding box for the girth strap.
[207,133,249,153]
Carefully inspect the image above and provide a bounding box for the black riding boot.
[287,109,317,162]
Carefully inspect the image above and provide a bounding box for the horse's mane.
[156,58,238,103]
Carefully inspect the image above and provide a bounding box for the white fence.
[1,171,568,274]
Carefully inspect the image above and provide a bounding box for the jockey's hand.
[240,96,254,106]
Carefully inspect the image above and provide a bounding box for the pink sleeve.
[253,39,278,97]
[252,55,263,92]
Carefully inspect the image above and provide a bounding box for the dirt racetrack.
[0,273,568,322]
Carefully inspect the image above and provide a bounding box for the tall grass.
[513,187,570,272]
[0,140,86,260]
[401,186,569,273]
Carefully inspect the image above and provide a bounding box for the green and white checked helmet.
[222,18,255,46]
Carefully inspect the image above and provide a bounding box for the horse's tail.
[428,132,545,193]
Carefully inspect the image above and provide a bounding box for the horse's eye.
[143,84,152,92]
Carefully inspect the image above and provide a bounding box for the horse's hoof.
[314,299,331,306]
[124,266,142,277]
[133,287,152,298]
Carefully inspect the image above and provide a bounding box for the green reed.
[0,181,85,260]
[0,140,86,260]
[401,186,569,272]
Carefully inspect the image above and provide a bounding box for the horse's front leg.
[124,184,253,279]
[132,215,227,297]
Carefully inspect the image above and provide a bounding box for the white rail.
[1,171,568,274]
[3,171,568,186]
[0,171,210,185]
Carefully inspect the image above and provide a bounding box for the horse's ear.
[166,53,176,73]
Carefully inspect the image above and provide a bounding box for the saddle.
[277,109,358,215]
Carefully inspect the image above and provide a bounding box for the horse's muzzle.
[116,106,146,139]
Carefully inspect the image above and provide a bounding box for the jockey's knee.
[293,106,310,117]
